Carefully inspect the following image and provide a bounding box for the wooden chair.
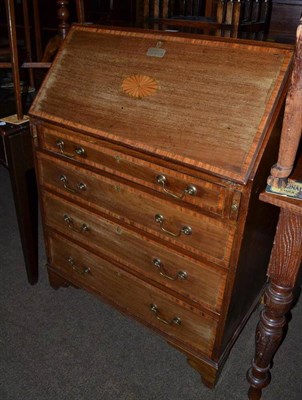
[41,0,85,62]
[0,0,34,116]
[139,0,272,39]
[0,1,86,90]
[0,1,85,285]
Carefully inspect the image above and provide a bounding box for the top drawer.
[36,123,237,218]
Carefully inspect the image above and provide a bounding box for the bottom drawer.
[48,233,218,358]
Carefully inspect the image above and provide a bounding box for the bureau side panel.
[216,108,284,357]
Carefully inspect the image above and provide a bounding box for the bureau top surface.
[30,26,293,183]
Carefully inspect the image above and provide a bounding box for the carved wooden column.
[247,16,302,400]
[247,207,302,399]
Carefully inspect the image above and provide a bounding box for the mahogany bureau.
[29,25,294,388]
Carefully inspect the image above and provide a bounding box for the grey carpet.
[0,166,301,400]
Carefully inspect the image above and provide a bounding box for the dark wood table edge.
[1,122,38,284]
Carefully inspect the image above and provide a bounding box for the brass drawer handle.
[60,175,87,193]
[152,258,188,281]
[56,139,86,159]
[150,304,181,326]
[67,256,90,275]
[64,214,89,233]
[154,214,192,238]
[74,147,86,156]
[156,175,197,199]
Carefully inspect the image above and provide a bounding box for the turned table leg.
[247,209,302,398]
[247,281,294,399]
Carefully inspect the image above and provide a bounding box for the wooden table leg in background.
[0,123,38,284]
[247,208,302,399]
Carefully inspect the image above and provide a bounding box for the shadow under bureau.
[29,25,294,388]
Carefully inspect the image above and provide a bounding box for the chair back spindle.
[140,0,271,39]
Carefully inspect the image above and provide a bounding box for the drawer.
[42,191,227,313]
[48,233,218,357]
[37,152,236,267]
[37,123,233,218]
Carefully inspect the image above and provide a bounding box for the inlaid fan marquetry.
[121,75,158,98]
